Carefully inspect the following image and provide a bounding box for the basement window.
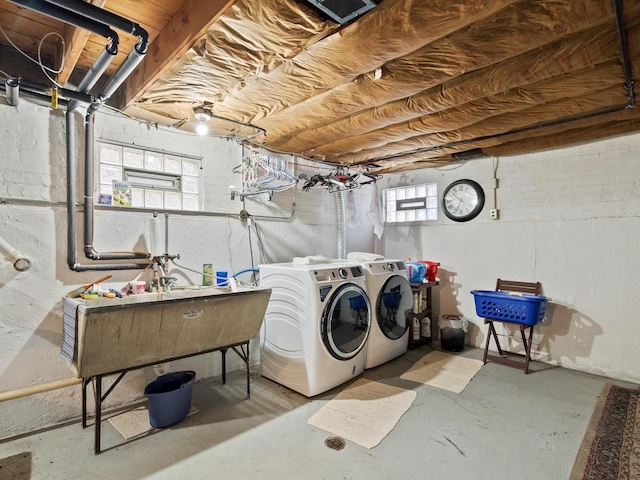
[384,183,437,223]
[97,142,202,210]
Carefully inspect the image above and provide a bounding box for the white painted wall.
[380,134,640,383]
[0,99,375,440]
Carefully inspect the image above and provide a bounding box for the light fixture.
[193,106,211,136]
[193,106,211,122]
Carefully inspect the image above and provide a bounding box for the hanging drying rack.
[232,147,297,200]
[300,165,382,193]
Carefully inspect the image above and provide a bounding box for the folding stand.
[482,279,542,374]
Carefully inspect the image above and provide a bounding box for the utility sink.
[63,286,272,378]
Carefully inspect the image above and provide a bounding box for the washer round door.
[376,275,412,340]
[321,283,371,360]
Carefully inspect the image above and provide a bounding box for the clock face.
[442,179,485,222]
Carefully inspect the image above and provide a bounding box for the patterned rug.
[570,384,640,480]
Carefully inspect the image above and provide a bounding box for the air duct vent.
[453,149,486,161]
[305,0,377,25]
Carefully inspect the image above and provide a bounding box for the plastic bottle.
[412,317,420,340]
[413,293,419,314]
[421,316,431,338]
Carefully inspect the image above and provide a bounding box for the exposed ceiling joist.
[118,0,236,109]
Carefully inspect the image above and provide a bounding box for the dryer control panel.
[311,266,364,282]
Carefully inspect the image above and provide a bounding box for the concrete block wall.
[0,99,375,440]
[380,133,640,383]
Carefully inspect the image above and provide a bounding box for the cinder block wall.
[380,133,640,383]
[0,100,375,439]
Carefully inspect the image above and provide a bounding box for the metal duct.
[305,0,377,25]
[336,190,346,259]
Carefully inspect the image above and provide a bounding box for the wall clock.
[441,179,485,222]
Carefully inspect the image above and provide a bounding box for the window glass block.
[144,152,163,171]
[182,159,199,176]
[123,148,143,168]
[182,194,199,211]
[144,189,164,209]
[405,186,416,199]
[131,188,144,207]
[100,144,121,165]
[182,176,199,194]
[164,191,182,210]
[164,155,182,174]
[100,164,122,184]
[383,183,437,223]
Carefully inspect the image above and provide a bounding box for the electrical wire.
[226,215,236,274]
[247,221,255,270]
[38,32,65,88]
[99,104,251,142]
[0,24,65,84]
[252,221,267,264]
[170,259,227,283]
[434,161,467,171]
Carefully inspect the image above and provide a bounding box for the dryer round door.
[376,274,412,340]
[321,283,371,360]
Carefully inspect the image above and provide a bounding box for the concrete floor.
[0,344,632,480]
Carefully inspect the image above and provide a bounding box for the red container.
[419,261,439,281]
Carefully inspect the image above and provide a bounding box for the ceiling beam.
[118,0,236,110]
[56,0,107,86]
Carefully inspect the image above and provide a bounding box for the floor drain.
[325,436,346,450]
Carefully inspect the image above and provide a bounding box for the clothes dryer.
[359,260,413,369]
[259,262,371,397]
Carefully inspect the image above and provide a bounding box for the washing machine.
[359,260,413,369]
[259,262,372,397]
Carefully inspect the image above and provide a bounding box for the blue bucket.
[144,371,195,428]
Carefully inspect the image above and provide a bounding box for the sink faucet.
[160,276,177,291]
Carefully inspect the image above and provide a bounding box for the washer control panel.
[311,266,364,282]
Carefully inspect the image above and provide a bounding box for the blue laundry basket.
[144,371,196,428]
[471,290,548,326]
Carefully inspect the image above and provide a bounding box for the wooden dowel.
[0,377,82,402]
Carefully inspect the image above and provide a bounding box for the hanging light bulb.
[196,122,208,135]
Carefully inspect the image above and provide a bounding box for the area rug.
[570,384,640,480]
[400,350,484,394]
[108,405,199,440]
[307,378,416,449]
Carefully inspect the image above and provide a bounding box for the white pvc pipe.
[0,235,31,272]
